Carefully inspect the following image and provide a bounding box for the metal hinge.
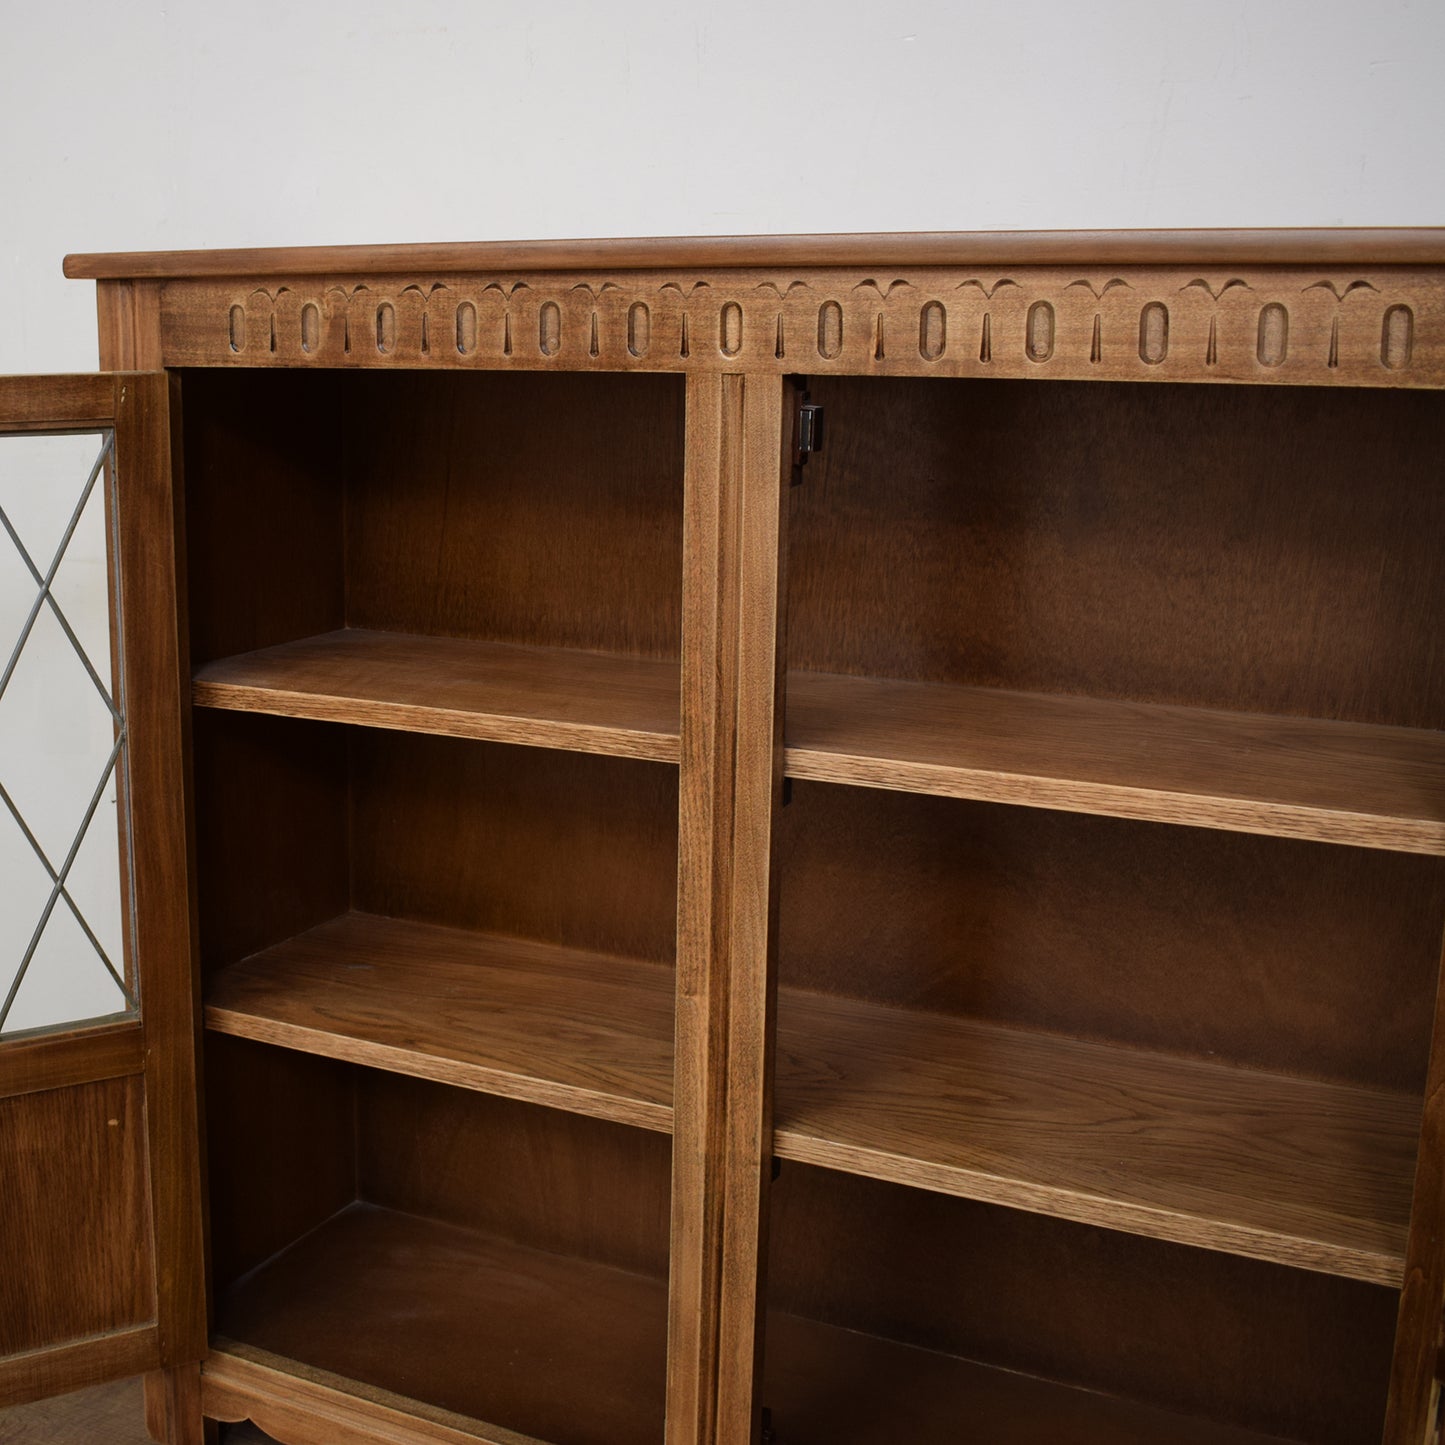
[760,1405,776,1444]
[790,380,823,483]
[797,402,824,455]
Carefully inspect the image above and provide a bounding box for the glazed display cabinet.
[1,229,1443,1445]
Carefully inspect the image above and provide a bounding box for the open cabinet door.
[0,374,204,1408]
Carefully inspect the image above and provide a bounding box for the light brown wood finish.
[151,266,1445,387]
[711,377,790,1445]
[204,912,674,1131]
[142,1364,205,1445]
[1386,929,1445,1444]
[668,372,742,1445]
[30,232,1445,1445]
[192,629,681,763]
[114,374,208,1375]
[96,281,163,370]
[774,989,1417,1284]
[786,670,1445,854]
[213,1204,668,1445]
[0,373,201,1423]
[203,1346,544,1445]
[62,228,1445,277]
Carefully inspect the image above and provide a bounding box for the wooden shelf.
[205,912,674,1134]
[774,989,1418,1285]
[786,671,1445,855]
[763,1312,1302,1445]
[214,1202,668,1445]
[192,629,681,763]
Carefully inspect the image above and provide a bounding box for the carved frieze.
[159,266,1444,386]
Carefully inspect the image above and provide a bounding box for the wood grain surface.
[205,1345,542,1445]
[192,629,681,763]
[787,378,1445,727]
[204,1037,358,1297]
[787,670,1445,853]
[205,912,674,1132]
[761,1312,1303,1445]
[0,1022,143,1099]
[776,781,1445,1092]
[0,1078,153,1358]
[63,226,1445,278]
[356,1074,672,1281]
[773,990,1417,1284]
[767,1165,1397,1445]
[214,1203,668,1445]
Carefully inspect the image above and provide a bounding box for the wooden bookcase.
[1,231,1443,1445]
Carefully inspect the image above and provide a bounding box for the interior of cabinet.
[183,368,685,758]
[768,375,1445,1442]
[205,1034,671,1445]
[179,368,686,1442]
[762,1164,1398,1445]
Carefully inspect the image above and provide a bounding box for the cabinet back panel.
[204,1034,357,1294]
[788,378,1445,727]
[182,369,685,665]
[343,371,685,658]
[192,710,351,978]
[204,1045,672,1292]
[181,369,347,667]
[357,1072,672,1279]
[768,1164,1393,1445]
[779,781,1445,1090]
[349,732,679,964]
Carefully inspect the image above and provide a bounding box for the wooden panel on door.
[0,374,204,1411]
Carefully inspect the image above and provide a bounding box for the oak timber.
[773,990,1417,1285]
[63,228,1445,278]
[213,1203,667,1445]
[203,912,674,1132]
[786,670,1445,854]
[191,629,680,763]
[762,1312,1304,1445]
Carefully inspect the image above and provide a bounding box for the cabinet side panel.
[181,369,346,666]
[191,711,350,977]
[204,1034,357,1293]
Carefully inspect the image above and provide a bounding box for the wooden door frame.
[0,372,205,1410]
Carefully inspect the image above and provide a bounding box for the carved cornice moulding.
[152,265,1444,387]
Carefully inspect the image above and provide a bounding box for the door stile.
[114,373,207,1374]
[668,371,790,1445]
[711,375,790,1445]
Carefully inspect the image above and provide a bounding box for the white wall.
[1,0,1442,1027]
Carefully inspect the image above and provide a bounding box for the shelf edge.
[772,1127,1406,1288]
[784,747,1445,855]
[204,1006,675,1136]
[191,680,682,764]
